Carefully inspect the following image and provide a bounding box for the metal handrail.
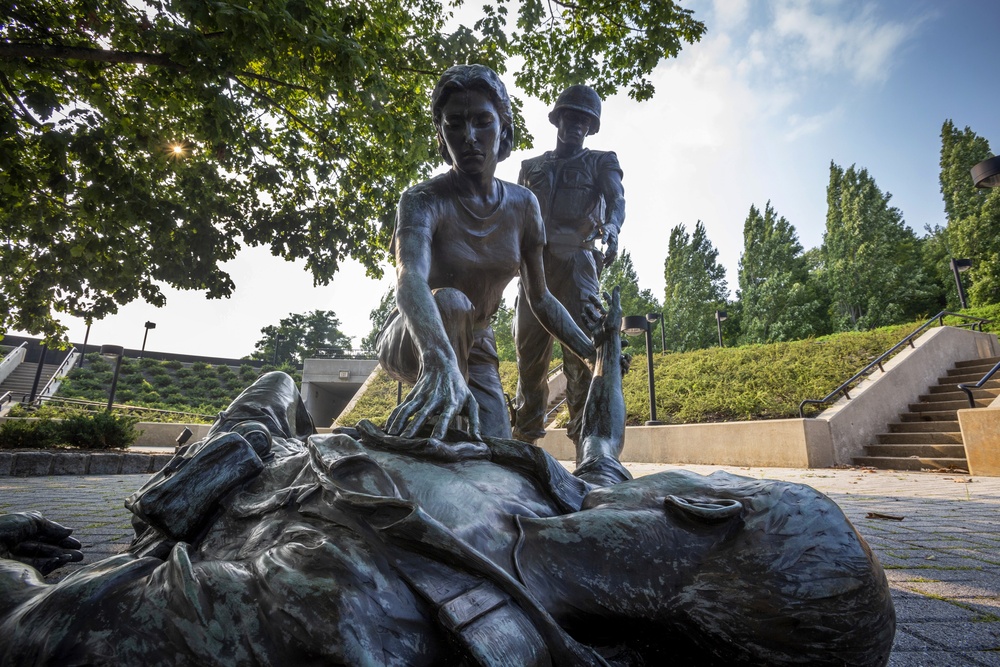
[546,363,564,380]
[39,396,214,420]
[0,391,11,407]
[32,347,78,404]
[544,397,567,424]
[312,348,378,360]
[799,311,992,418]
[957,360,1000,408]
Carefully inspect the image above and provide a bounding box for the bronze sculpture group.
[0,65,895,666]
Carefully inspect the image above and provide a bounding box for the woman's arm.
[386,190,481,439]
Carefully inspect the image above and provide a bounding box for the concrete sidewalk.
[2,464,998,666]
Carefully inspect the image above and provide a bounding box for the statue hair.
[430,64,515,165]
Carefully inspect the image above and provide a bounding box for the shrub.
[58,412,141,449]
[191,361,209,371]
[0,419,61,449]
[164,359,184,370]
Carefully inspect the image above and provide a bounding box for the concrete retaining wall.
[959,407,1000,477]
[538,418,834,468]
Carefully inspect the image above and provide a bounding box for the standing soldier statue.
[513,84,626,457]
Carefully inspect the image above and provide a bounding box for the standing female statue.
[377,64,598,440]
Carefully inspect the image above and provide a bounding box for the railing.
[38,396,214,421]
[799,311,992,418]
[0,342,28,385]
[544,397,567,424]
[32,347,78,405]
[957,360,1000,408]
[312,348,379,360]
[0,391,12,410]
[547,363,564,380]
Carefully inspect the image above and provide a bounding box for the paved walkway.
[2,464,999,666]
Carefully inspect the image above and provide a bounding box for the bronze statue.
[0,288,894,666]
[513,84,626,455]
[376,65,598,440]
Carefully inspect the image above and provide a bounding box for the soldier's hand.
[0,512,84,576]
[602,226,619,266]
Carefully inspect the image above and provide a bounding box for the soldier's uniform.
[513,86,625,453]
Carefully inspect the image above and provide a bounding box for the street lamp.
[100,344,125,411]
[622,315,662,425]
[971,155,1000,189]
[79,318,92,368]
[950,258,973,310]
[646,312,665,353]
[140,321,156,359]
[716,310,728,348]
[272,334,285,365]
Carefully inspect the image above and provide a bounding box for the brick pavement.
[2,464,998,665]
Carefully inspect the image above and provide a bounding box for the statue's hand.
[386,364,482,441]
[0,511,83,576]
[602,226,619,266]
[585,287,622,347]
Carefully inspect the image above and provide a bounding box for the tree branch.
[0,42,182,68]
[0,71,42,127]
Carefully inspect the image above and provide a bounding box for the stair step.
[876,432,963,445]
[889,421,960,433]
[899,410,959,422]
[853,456,969,472]
[953,356,1000,369]
[929,379,1000,393]
[943,370,999,384]
[908,399,992,412]
[865,444,967,458]
[919,389,1000,403]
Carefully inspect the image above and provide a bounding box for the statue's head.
[572,470,896,666]
[548,84,601,135]
[430,64,515,165]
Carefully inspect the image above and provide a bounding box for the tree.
[360,287,395,352]
[737,202,827,343]
[249,310,352,365]
[0,0,706,342]
[600,250,662,353]
[822,162,937,331]
[939,120,1000,306]
[662,221,728,352]
[491,298,516,362]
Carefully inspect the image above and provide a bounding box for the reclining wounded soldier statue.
[0,286,894,667]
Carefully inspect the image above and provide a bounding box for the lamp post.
[272,334,285,365]
[646,312,664,353]
[715,310,728,348]
[140,321,156,359]
[79,319,92,368]
[971,155,1000,189]
[622,315,662,425]
[100,344,125,411]
[27,344,47,405]
[950,258,973,310]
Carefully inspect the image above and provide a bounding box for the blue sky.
[20,0,1000,358]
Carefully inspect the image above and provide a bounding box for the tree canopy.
[822,162,936,331]
[737,202,827,344]
[662,221,727,352]
[248,309,351,365]
[0,0,705,342]
[939,120,1000,306]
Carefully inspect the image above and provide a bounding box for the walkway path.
[2,464,998,666]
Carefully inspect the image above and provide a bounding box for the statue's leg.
[513,282,554,443]
[209,371,315,440]
[549,249,601,453]
[468,328,512,438]
[377,288,477,385]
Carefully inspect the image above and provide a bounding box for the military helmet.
[548,84,601,135]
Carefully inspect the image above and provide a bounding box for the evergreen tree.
[360,288,396,352]
[249,311,352,365]
[939,120,1000,306]
[662,221,728,351]
[822,162,936,331]
[737,202,827,343]
[491,299,516,363]
[600,251,662,353]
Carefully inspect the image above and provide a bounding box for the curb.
[0,451,171,477]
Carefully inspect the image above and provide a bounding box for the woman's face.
[439,89,501,177]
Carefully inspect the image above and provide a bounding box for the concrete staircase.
[854,356,1000,472]
[0,362,62,407]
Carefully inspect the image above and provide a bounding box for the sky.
[13,0,1000,359]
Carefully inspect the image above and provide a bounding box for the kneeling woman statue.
[377,64,599,440]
